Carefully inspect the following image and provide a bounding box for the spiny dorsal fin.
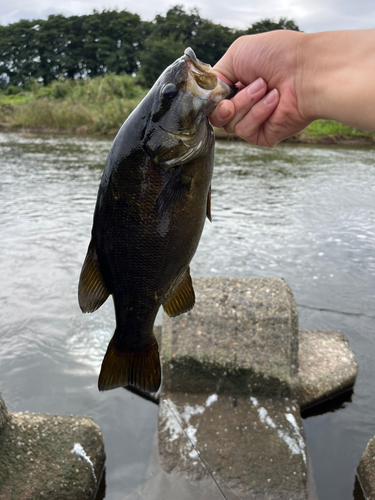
[78,241,110,313]
[163,268,195,317]
[206,185,212,222]
[98,337,161,393]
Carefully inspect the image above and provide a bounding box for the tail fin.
[98,338,161,393]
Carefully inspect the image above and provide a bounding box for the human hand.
[210,31,311,147]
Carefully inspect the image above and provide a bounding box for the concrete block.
[295,330,358,409]
[0,393,105,500]
[156,278,358,499]
[162,277,299,397]
[157,392,308,500]
[357,436,375,499]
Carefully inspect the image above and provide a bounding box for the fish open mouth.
[184,48,218,91]
[184,47,237,100]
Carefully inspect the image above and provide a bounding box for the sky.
[0,0,375,33]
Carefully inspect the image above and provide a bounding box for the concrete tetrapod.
[156,278,357,499]
[0,393,105,500]
[357,436,375,500]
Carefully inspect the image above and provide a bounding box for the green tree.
[62,15,87,80]
[139,36,185,87]
[81,10,142,77]
[0,19,40,86]
[0,8,300,88]
[37,15,77,84]
[105,10,144,75]
[138,5,235,87]
[192,21,238,67]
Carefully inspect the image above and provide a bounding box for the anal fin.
[98,338,161,393]
[163,267,195,317]
[78,240,110,313]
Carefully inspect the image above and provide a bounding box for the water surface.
[0,132,374,499]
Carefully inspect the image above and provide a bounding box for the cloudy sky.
[1,0,375,33]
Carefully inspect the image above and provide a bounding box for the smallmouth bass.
[78,48,236,393]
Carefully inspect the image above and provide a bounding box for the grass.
[1,78,374,143]
[215,119,375,144]
[0,75,147,135]
[301,119,375,143]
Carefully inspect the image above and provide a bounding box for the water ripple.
[0,133,374,500]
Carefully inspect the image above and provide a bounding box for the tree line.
[0,6,300,88]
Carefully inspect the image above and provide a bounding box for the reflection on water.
[0,132,374,500]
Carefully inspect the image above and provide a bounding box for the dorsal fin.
[78,241,110,313]
[206,185,212,222]
[163,268,195,317]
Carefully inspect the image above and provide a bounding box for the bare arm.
[210,30,375,147]
[301,30,375,130]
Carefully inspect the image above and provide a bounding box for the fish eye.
[162,83,178,101]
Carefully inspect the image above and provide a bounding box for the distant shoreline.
[214,128,375,146]
[2,75,374,146]
[1,124,375,146]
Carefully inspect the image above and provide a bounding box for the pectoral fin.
[78,241,110,313]
[155,166,190,218]
[163,268,195,317]
[206,185,212,222]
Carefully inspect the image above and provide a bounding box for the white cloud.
[1,0,374,32]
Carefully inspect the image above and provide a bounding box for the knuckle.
[234,120,253,138]
[235,127,256,144]
[250,105,265,122]
[224,123,235,135]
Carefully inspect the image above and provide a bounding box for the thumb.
[210,100,235,127]
[212,44,238,86]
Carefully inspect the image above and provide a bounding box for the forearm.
[299,30,375,131]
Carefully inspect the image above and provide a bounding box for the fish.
[78,47,236,394]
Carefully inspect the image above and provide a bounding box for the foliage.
[1,79,373,142]
[138,36,185,88]
[3,9,372,143]
[0,74,147,134]
[0,6,300,88]
[138,6,239,87]
[304,120,375,139]
[0,10,144,86]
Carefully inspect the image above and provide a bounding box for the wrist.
[298,32,348,122]
[296,32,326,123]
[298,30,375,130]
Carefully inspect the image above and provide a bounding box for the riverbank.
[1,76,375,144]
[214,120,375,145]
[0,75,147,136]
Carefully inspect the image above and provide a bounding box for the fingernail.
[217,102,231,120]
[263,89,279,106]
[247,77,265,95]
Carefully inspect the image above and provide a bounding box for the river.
[0,131,374,499]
